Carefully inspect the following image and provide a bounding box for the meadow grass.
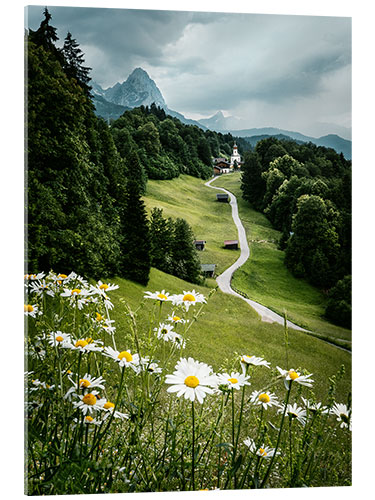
[143,175,240,275]
[109,267,351,403]
[211,172,351,343]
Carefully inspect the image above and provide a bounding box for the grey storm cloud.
[26,6,351,137]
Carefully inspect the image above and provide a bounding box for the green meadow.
[212,172,352,345]
[105,173,352,402]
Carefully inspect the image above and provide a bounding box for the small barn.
[216,193,229,203]
[224,240,239,250]
[201,264,216,278]
[194,240,206,251]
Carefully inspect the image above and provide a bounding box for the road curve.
[205,177,309,331]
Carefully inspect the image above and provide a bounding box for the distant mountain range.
[90,68,351,159]
[91,68,206,129]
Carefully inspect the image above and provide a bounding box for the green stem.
[191,401,196,491]
[260,382,292,488]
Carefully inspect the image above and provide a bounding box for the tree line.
[240,137,351,328]
[26,9,208,286]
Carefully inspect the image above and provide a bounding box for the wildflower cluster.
[25,274,351,495]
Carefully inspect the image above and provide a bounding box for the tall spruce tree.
[62,31,92,96]
[120,151,151,285]
[149,208,174,273]
[171,218,201,284]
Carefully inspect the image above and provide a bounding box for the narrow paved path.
[205,177,309,331]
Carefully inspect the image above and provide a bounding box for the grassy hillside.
[109,267,351,403]
[106,173,351,401]
[212,172,351,343]
[143,175,240,276]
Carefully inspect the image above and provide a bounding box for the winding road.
[205,177,309,331]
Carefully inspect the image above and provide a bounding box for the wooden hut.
[193,240,206,251]
[201,264,216,278]
[216,193,229,203]
[224,240,239,250]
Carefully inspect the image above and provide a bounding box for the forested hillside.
[25,9,248,285]
[241,137,351,327]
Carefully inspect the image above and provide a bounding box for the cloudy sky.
[26,5,351,138]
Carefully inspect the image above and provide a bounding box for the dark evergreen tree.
[171,218,201,284]
[62,31,92,96]
[149,208,174,272]
[119,150,151,285]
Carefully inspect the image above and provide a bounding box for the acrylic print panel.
[25,1,352,495]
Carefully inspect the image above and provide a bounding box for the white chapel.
[230,143,241,167]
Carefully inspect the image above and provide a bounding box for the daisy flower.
[301,397,329,414]
[24,304,41,318]
[167,312,186,324]
[92,281,119,295]
[73,415,102,426]
[64,373,106,400]
[279,403,307,426]
[154,323,176,341]
[170,332,186,349]
[170,290,206,311]
[250,390,279,410]
[276,366,314,390]
[29,279,55,297]
[47,331,71,347]
[98,399,129,420]
[63,337,104,353]
[240,355,271,369]
[140,357,162,374]
[102,346,140,372]
[144,290,171,302]
[24,272,45,281]
[256,445,279,459]
[73,391,103,415]
[165,357,217,404]
[331,403,352,430]
[216,371,251,390]
[29,379,55,392]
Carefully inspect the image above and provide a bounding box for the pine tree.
[62,32,92,96]
[171,218,201,284]
[120,150,151,285]
[149,208,174,273]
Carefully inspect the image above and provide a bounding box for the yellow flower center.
[56,335,64,342]
[340,413,349,423]
[75,339,88,348]
[58,274,67,279]
[161,328,168,335]
[289,412,298,419]
[104,401,115,410]
[184,375,199,388]
[24,304,34,312]
[82,393,97,406]
[258,393,270,403]
[173,316,181,322]
[80,379,91,388]
[259,448,267,457]
[85,337,93,344]
[66,370,72,375]
[183,293,196,302]
[85,416,94,422]
[118,351,133,362]
[71,288,81,295]
[99,283,109,290]
[157,293,168,300]
[95,313,103,321]
[288,370,299,380]
[228,378,238,384]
